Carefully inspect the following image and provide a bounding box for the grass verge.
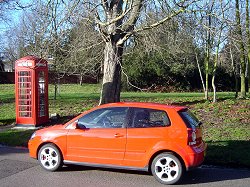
[0,129,35,147]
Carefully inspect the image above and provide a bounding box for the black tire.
[38,143,63,171]
[151,152,183,185]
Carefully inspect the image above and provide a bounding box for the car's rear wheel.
[38,143,63,171]
[151,152,183,185]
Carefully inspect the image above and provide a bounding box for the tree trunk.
[212,26,223,103]
[204,7,212,100]
[205,55,209,100]
[80,74,83,86]
[212,51,218,103]
[229,43,238,98]
[235,72,239,98]
[236,0,246,98]
[99,41,123,105]
[54,83,57,100]
[212,55,218,103]
[212,76,216,102]
[195,52,205,93]
[246,0,250,93]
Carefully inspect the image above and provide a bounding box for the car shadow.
[61,164,250,184]
[61,164,149,175]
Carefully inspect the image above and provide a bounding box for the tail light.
[187,128,196,146]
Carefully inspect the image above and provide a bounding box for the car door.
[124,107,171,167]
[66,107,128,165]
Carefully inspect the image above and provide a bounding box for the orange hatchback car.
[28,102,206,185]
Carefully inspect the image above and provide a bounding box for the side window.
[77,107,128,129]
[131,108,170,128]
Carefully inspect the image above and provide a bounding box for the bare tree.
[192,0,215,100]
[235,0,247,98]
[63,20,104,85]
[0,0,16,23]
[79,0,196,104]
[211,0,228,102]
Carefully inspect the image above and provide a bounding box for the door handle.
[114,133,123,138]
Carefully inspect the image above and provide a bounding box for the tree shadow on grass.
[42,115,77,127]
[0,98,15,104]
[49,94,100,101]
[0,118,15,126]
[171,99,207,106]
[204,140,250,168]
[0,115,77,130]
[172,97,234,106]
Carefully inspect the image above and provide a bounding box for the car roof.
[96,102,187,111]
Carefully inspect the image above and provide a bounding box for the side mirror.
[72,121,79,129]
[74,121,87,130]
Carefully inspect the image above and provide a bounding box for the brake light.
[187,129,196,145]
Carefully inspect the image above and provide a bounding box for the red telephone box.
[15,56,49,127]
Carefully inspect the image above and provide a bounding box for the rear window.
[179,110,200,128]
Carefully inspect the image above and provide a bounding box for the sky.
[0,0,31,50]
[0,0,31,31]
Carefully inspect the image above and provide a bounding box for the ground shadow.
[61,164,149,175]
[181,166,250,184]
[0,146,29,155]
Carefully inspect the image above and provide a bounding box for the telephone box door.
[16,70,34,124]
[37,71,48,120]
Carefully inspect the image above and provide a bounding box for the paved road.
[0,146,250,187]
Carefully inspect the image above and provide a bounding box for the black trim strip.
[63,160,148,172]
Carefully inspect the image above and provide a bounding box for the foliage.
[122,49,236,92]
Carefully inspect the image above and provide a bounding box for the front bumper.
[28,138,41,159]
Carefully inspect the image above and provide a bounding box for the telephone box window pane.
[18,71,32,118]
[38,71,46,117]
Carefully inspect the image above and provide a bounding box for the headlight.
[30,132,36,140]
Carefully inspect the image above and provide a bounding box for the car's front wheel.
[151,152,183,185]
[38,143,63,171]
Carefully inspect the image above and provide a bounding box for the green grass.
[0,84,249,168]
[0,129,35,147]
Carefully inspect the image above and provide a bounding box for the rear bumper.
[186,142,207,170]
